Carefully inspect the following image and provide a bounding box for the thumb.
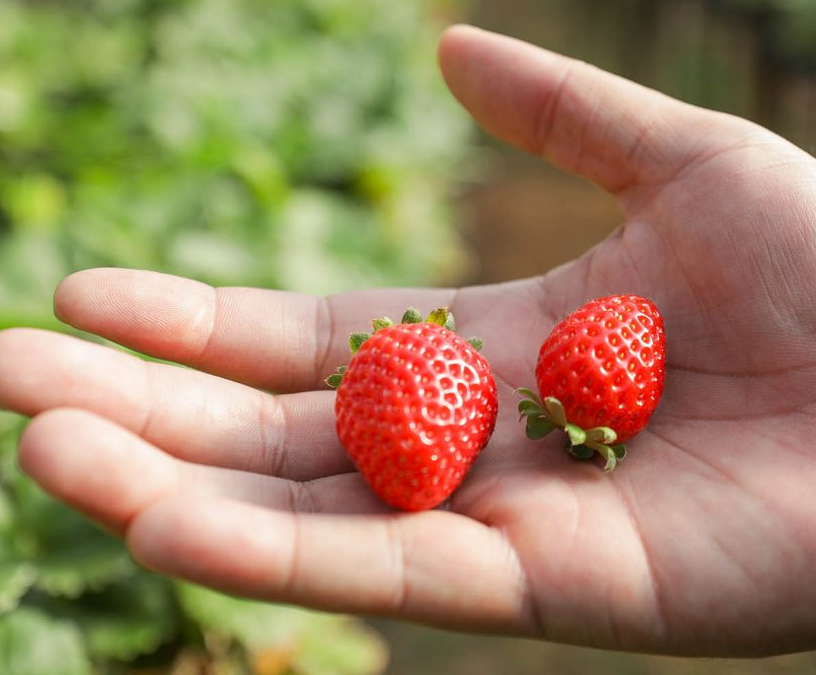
[438,25,751,196]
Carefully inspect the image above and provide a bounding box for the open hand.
[2,25,816,656]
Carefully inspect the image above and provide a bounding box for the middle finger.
[19,408,388,536]
[0,328,352,480]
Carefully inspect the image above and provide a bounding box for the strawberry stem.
[515,390,627,472]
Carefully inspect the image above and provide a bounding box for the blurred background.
[0,0,815,673]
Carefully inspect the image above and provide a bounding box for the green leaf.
[514,388,541,405]
[612,444,627,461]
[325,373,344,388]
[2,425,132,598]
[176,583,387,674]
[295,617,388,675]
[586,442,619,472]
[177,582,311,649]
[466,337,483,352]
[602,449,618,473]
[585,427,617,445]
[371,317,393,331]
[0,530,36,614]
[400,307,422,324]
[0,608,91,675]
[543,397,568,428]
[564,424,587,447]
[567,444,595,461]
[426,307,449,328]
[349,332,370,355]
[33,543,133,599]
[525,416,556,440]
[12,483,133,598]
[517,399,543,418]
[0,414,28,492]
[1,174,67,233]
[44,572,179,662]
[0,565,36,615]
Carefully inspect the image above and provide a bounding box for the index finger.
[55,267,455,393]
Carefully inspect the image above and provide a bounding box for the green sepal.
[585,441,627,472]
[543,397,567,428]
[427,307,450,328]
[401,307,422,324]
[599,445,619,473]
[565,423,586,447]
[467,337,484,352]
[349,332,370,354]
[517,399,543,418]
[525,416,556,440]
[325,365,347,389]
[372,317,394,332]
[516,391,628,473]
[568,444,595,460]
[585,427,617,445]
[515,388,542,404]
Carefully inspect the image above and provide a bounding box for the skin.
[2,25,816,657]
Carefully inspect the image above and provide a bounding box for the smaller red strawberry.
[518,294,666,471]
[327,307,497,511]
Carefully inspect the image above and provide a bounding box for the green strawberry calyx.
[325,307,483,389]
[515,388,627,472]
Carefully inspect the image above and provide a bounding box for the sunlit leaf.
[0,561,36,615]
[0,608,91,675]
[294,617,389,675]
[12,482,133,598]
[42,571,179,662]
[176,584,388,675]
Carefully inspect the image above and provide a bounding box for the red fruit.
[328,308,497,511]
[518,294,665,471]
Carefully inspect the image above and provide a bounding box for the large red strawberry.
[327,307,498,511]
[518,294,665,471]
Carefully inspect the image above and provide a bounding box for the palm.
[3,26,816,657]
[454,140,816,654]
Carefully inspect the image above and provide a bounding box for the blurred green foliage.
[717,0,816,68]
[0,0,473,672]
[0,0,473,328]
[0,406,388,673]
[0,398,385,675]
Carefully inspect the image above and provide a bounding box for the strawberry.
[327,307,498,511]
[518,294,665,471]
